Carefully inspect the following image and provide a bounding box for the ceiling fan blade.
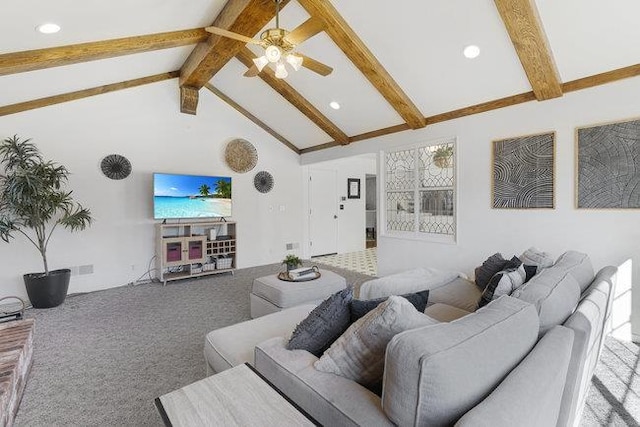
[243,65,260,77]
[299,54,333,76]
[205,27,262,45]
[283,17,325,46]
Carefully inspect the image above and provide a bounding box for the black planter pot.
[23,268,71,308]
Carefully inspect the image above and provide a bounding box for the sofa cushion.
[286,287,353,357]
[383,296,539,427]
[519,247,555,273]
[358,268,460,300]
[474,253,508,290]
[553,251,595,292]
[314,296,438,388]
[429,277,482,312]
[511,269,581,336]
[204,304,315,373]
[455,325,574,427]
[350,290,429,322]
[255,337,395,427]
[424,303,470,322]
[478,258,525,308]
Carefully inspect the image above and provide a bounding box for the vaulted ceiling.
[2,0,640,154]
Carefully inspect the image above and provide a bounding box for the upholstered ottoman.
[250,269,347,318]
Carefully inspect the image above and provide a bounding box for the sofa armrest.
[255,337,393,427]
[455,325,574,427]
[358,267,462,300]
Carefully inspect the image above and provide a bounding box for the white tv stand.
[156,220,236,284]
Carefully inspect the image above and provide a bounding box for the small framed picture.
[347,178,361,199]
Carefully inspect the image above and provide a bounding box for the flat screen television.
[153,173,232,219]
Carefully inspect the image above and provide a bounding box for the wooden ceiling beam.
[493,0,563,100]
[236,48,349,145]
[562,63,640,93]
[204,83,300,154]
[303,62,640,154]
[180,86,199,115]
[297,0,426,130]
[0,30,207,77]
[179,0,290,90]
[0,71,179,117]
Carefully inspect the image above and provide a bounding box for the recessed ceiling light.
[329,101,341,110]
[36,23,61,34]
[463,45,480,59]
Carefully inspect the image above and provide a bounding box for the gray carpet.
[12,262,640,426]
[581,337,640,426]
[14,262,370,426]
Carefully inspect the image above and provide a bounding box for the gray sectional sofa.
[204,251,617,427]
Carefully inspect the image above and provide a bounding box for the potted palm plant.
[0,135,93,308]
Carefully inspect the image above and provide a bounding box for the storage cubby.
[156,221,236,284]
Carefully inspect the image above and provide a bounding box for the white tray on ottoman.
[250,269,347,318]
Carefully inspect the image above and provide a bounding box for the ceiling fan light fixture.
[253,55,269,72]
[265,45,282,63]
[275,61,289,79]
[286,54,303,71]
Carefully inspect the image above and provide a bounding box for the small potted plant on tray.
[282,254,302,271]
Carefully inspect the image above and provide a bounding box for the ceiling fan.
[205,0,332,79]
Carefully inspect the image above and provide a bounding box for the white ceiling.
[2,0,640,150]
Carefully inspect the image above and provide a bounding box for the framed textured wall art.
[492,132,555,209]
[576,117,640,209]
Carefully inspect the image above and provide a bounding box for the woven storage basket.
[216,258,233,270]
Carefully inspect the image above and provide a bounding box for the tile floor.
[312,248,377,277]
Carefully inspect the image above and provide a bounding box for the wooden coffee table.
[155,363,317,426]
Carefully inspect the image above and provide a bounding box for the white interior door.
[309,169,338,256]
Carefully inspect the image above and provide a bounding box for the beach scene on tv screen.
[154,173,232,219]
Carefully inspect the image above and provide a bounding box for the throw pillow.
[519,247,554,273]
[349,290,429,323]
[474,253,508,290]
[524,264,538,282]
[478,256,524,307]
[287,287,353,357]
[314,296,438,388]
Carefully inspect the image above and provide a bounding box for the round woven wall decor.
[254,171,274,193]
[100,154,132,180]
[225,139,258,173]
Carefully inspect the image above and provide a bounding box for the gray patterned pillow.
[474,253,508,290]
[479,257,524,307]
[287,287,353,357]
[314,296,438,387]
[519,247,554,273]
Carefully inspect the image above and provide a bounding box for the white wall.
[0,80,304,300]
[302,78,640,340]
[302,155,376,258]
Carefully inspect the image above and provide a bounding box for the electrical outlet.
[79,264,94,275]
